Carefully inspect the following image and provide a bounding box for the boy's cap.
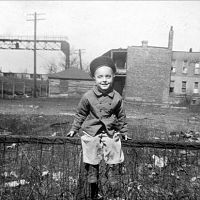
[90,56,116,77]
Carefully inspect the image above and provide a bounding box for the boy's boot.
[85,163,99,183]
[90,182,100,200]
[85,164,100,200]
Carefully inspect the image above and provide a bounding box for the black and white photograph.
[0,1,200,199]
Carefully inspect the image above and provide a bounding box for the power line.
[27,12,45,98]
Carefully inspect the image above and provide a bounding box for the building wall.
[125,46,172,103]
[111,50,127,96]
[49,79,66,96]
[171,76,200,94]
[113,76,126,96]
[49,78,94,97]
[169,52,200,104]
[68,80,94,96]
[170,53,200,95]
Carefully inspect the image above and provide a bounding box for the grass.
[0,96,200,139]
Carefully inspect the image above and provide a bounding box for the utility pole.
[27,12,45,98]
[79,49,83,70]
[75,49,85,70]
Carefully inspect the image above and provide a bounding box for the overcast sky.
[0,1,200,74]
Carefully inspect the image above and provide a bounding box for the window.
[192,99,196,105]
[194,82,198,89]
[171,60,176,73]
[182,66,187,74]
[193,82,199,94]
[182,81,186,93]
[170,87,174,93]
[171,66,176,73]
[170,80,175,93]
[182,60,188,74]
[194,63,200,74]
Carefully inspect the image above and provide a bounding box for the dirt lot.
[1,97,200,140]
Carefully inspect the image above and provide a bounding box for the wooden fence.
[0,135,200,200]
[0,77,48,98]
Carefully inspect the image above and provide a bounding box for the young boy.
[67,56,128,196]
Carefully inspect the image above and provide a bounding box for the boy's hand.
[122,134,132,141]
[66,130,77,137]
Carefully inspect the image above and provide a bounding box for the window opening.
[182,81,186,93]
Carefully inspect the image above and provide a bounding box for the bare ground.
[1,97,200,140]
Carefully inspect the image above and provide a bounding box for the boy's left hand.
[66,130,77,137]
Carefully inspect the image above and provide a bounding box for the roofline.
[103,47,200,55]
[128,45,169,50]
[109,49,127,52]
[173,50,200,53]
[102,48,127,55]
[48,77,93,81]
[2,71,48,75]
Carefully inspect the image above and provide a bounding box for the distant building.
[48,68,94,97]
[103,26,200,105]
[0,72,48,81]
[170,51,200,104]
[3,72,17,78]
[126,43,171,104]
[29,73,48,80]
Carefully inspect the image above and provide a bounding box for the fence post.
[1,80,3,98]
[40,84,42,97]
[23,82,25,95]
[46,83,48,97]
[12,81,15,98]
[48,82,50,97]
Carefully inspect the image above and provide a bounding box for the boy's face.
[94,66,114,91]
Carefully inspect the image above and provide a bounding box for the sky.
[0,1,200,74]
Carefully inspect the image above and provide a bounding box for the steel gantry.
[0,35,70,68]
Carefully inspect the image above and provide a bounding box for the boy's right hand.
[66,130,77,137]
[121,134,132,141]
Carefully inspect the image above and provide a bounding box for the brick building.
[170,51,200,104]
[126,43,172,104]
[103,26,200,105]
